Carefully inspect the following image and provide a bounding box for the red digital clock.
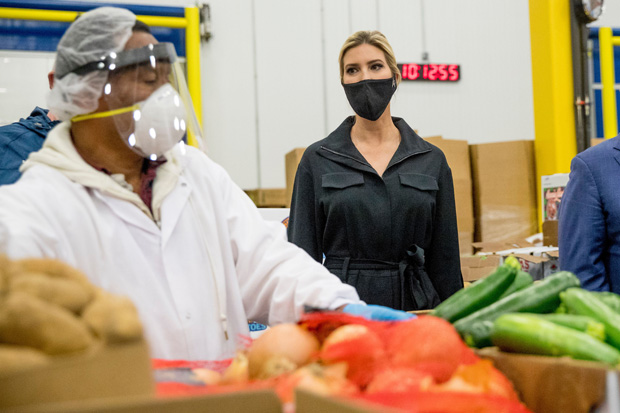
[397,63,460,82]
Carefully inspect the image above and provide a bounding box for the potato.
[9,258,96,294]
[0,292,95,355]
[82,293,143,343]
[0,254,13,295]
[10,272,94,314]
[0,344,50,377]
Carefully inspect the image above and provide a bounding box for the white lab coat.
[0,122,360,360]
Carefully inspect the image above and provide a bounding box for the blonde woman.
[287,31,462,310]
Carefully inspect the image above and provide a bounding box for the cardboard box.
[459,231,474,257]
[478,347,613,413]
[425,136,474,256]
[471,239,560,281]
[542,220,558,247]
[285,148,306,208]
[472,239,535,255]
[541,173,569,246]
[244,188,288,208]
[470,141,538,243]
[296,389,387,413]
[460,255,501,282]
[511,253,559,281]
[0,340,155,410]
[5,390,283,413]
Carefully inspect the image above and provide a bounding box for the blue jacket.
[0,107,59,185]
[559,135,620,293]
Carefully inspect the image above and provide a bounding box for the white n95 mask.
[128,83,187,160]
[72,83,187,160]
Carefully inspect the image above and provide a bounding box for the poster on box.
[541,174,569,221]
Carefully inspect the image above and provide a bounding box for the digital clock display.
[397,63,461,82]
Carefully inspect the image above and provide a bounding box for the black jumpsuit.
[287,117,462,310]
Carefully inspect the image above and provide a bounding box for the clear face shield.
[70,42,203,160]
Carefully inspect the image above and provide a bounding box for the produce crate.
[296,389,395,413]
[477,347,614,413]
[1,389,282,413]
[0,340,155,411]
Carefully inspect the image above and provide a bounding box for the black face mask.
[342,77,396,121]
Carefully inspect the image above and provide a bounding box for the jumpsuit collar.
[318,116,432,174]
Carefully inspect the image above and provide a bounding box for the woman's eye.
[371,63,384,70]
[346,67,357,74]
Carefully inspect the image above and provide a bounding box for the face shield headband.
[57,43,178,80]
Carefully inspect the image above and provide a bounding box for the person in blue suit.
[558,137,620,293]
[0,70,59,186]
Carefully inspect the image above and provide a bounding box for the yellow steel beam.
[599,28,618,139]
[0,7,78,22]
[0,7,186,27]
[529,0,577,230]
[184,7,202,148]
[138,15,186,29]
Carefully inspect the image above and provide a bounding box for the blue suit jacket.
[559,135,620,293]
[0,107,59,186]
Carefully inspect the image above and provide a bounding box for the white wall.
[203,0,536,189]
[2,0,620,189]
[592,1,620,28]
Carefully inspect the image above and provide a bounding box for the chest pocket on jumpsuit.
[321,172,364,189]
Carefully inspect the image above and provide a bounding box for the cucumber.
[533,313,605,341]
[463,320,495,348]
[497,270,534,300]
[561,288,620,349]
[491,313,620,366]
[454,271,580,347]
[432,263,517,322]
[592,291,620,313]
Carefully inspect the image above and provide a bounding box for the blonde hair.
[338,30,401,84]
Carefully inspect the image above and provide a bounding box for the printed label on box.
[541,174,569,222]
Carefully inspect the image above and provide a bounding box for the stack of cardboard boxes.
[424,136,474,256]
[469,140,538,244]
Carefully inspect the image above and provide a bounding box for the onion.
[192,368,222,385]
[322,324,370,348]
[247,323,319,379]
[222,352,249,384]
[320,323,386,388]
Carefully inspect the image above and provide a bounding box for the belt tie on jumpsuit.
[324,244,440,311]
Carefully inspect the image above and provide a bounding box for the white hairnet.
[47,7,136,121]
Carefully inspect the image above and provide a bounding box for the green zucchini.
[491,313,620,366]
[454,271,580,347]
[463,320,495,348]
[561,288,620,349]
[432,263,517,322]
[497,270,534,300]
[533,313,605,341]
[592,291,620,313]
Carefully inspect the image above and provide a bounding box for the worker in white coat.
[0,7,411,361]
